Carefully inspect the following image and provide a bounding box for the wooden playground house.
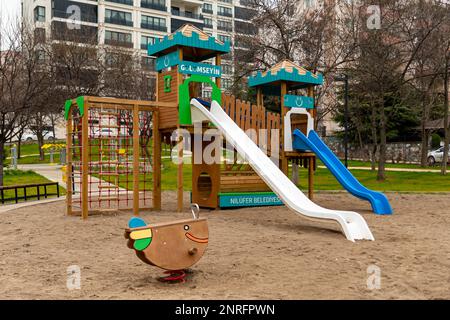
[65,24,324,218]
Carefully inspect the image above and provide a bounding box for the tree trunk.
[291,162,299,185]
[377,105,387,181]
[37,132,45,161]
[420,99,431,167]
[441,58,449,175]
[17,130,24,159]
[370,106,378,171]
[0,142,4,187]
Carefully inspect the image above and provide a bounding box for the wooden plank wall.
[221,93,280,151]
[158,68,179,130]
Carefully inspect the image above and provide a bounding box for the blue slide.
[293,129,393,215]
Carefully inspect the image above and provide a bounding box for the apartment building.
[21,0,257,94]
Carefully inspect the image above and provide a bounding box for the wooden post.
[152,109,161,210]
[177,49,184,212]
[307,85,316,120]
[308,156,314,200]
[81,98,89,219]
[133,104,140,216]
[215,54,221,88]
[66,102,73,216]
[280,82,288,174]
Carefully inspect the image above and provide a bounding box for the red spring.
[158,270,187,284]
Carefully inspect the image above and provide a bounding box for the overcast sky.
[1,0,21,49]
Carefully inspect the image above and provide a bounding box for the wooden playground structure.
[65,24,322,218]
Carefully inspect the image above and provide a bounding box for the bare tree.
[0,22,49,185]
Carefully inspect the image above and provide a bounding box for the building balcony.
[105,17,133,27]
[104,38,134,48]
[171,18,203,33]
[141,1,167,12]
[171,10,202,21]
[141,22,167,32]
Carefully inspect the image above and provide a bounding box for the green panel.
[178,74,222,125]
[76,96,85,117]
[219,192,283,208]
[134,237,152,251]
[64,99,72,120]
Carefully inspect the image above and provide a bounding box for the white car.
[21,130,55,142]
[427,146,450,166]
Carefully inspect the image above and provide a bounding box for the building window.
[141,15,167,32]
[34,28,46,43]
[204,18,213,28]
[141,56,155,71]
[222,78,233,89]
[222,64,232,75]
[105,9,133,27]
[217,20,232,32]
[219,0,232,3]
[141,0,166,11]
[105,30,133,48]
[34,6,46,22]
[218,34,231,44]
[202,3,213,14]
[106,0,133,5]
[141,35,158,50]
[235,7,257,20]
[218,6,233,17]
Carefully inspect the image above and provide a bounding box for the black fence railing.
[0,182,60,204]
[171,10,202,20]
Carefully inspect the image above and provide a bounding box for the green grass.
[295,168,450,192]
[93,158,450,193]
[4,141,65,165]
[1,170,66,204]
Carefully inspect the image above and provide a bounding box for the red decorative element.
[158,270,187,283]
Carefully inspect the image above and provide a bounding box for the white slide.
[190,99,374,241]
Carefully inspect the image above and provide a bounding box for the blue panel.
[219,193,283,208]
[128,217,147,228]
[148,30,230,57]
[284,95,314,109]
[178,61,222,77]
[248,68,323,87]
[156,50,180,71]
[292,129,393,215]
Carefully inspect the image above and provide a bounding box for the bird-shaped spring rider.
[124,204,208,283]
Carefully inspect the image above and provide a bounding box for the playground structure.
[65,24,392,242]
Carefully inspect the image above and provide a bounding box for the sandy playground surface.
[0,191,449,300]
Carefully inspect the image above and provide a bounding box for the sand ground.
[0,192,449,300]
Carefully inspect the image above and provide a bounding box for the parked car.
[21,130,55,142]
[427,146,450,166]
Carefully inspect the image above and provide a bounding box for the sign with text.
[178,61,222,77]
[219,193,283,208]
[156,50,180,71]
[284,95,314,109]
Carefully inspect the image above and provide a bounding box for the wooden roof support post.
[280,81,288,175]
[81,98,89,219]
[152,109,162,210]
[215,54,221,89]
[133,104,140,216]
[66,105,73,216]
[177,49,184,212]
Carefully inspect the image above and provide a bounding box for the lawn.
[1,170,66,204]
[96,158,450,193]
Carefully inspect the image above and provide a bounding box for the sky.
[1,0,21,49]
